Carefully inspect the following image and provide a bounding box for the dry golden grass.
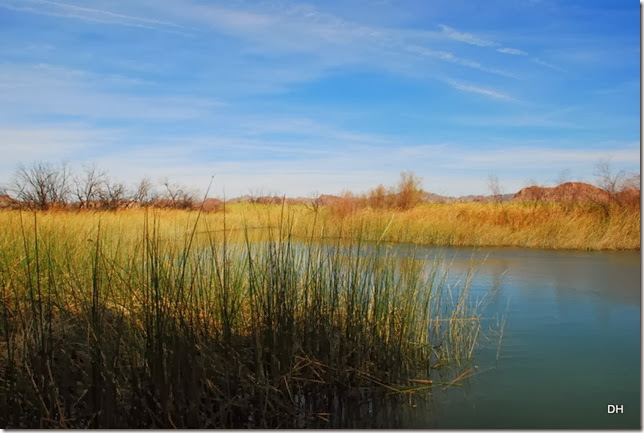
[247,200,638,251]
[0,199,637,251]
[344,201,640,250]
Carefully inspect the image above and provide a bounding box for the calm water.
[391,246,641,429]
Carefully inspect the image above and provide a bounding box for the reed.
[305,201,639,251]
[0,206,486,428]
[6,197,634,251]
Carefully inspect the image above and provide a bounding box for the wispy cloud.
[451,114,580,129]
[447,80,517,101]
[10,1,522,96]
[405,45,515,78]
[0,0,187,32]
[532,57,567,72]
[497,47,528,55]
[0,123,120,175]
[84,140,641,197]
[438,24,496,47]
[0,63,222,121]
[459,146,639,167]
[138,2,519,83]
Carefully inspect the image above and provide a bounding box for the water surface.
[395,246,640,429]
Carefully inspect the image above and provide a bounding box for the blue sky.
[0,0,639,197]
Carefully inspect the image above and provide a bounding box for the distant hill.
[421,191,515,203]
[226,195,311,205]
[513,182,611,203]
[224,192,518,205]
[221,182,640,206]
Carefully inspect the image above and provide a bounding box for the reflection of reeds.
[496,298,510,361]
[0,207,486,428]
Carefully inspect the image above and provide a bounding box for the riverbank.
[318,201,640,251]
[0,200,638,250]
[97,200,639,251]
[237,200,637,251]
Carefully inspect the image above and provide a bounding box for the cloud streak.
[0,63,222,121]
[0,0,187,32]
[459,146,639,167]
[438,24,496,47]
[447,80,517,101]
[405,45,515,78]
[497,47,528,55]
[532,57,567,72]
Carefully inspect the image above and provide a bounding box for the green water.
[396,246,640,429]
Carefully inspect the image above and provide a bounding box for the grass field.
[65,199,638,251]
[0,206,488,428]
[319,200,640,250]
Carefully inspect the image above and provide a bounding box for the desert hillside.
[513,181,639,204]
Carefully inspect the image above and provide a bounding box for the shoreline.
[0,199,639,251]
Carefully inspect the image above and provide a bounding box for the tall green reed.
[0,207,489,428]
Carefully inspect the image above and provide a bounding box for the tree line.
[1,161,199,211]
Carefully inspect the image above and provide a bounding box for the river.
[388,246,641,429]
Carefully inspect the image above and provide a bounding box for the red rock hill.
[513,182,613,203]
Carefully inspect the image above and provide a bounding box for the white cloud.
[88,141,641,197]
[0,123,637,197]
[447,80,517,101]
[450,114,580,128]
[438,24,497,47]
[532,57,567,72]
[131,2,518,83]
[6,1,526,99]
[497,47,528,56]
[0,124,119,176]
[0,0,187,33]
[0,63,222,121]
[405,45,515,78]
[458,146,639,167]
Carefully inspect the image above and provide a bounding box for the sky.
[0,0,639,198]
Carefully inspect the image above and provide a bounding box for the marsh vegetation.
[0,206,488,428]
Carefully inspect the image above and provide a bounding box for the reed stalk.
[0,206,490,428]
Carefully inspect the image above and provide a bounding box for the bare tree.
[622,173,640,191]
[132,177,158,206]
[488,174,503,204]
[13,161,71,210]
[247,188,267,204]
[100,178,128,210]
[74,163,107,209]
[162,178,195,209]
[594,158,625,196]
[57,161,72,205]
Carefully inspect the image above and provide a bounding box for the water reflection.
[381,244,640,429]
[428,246,640,307]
